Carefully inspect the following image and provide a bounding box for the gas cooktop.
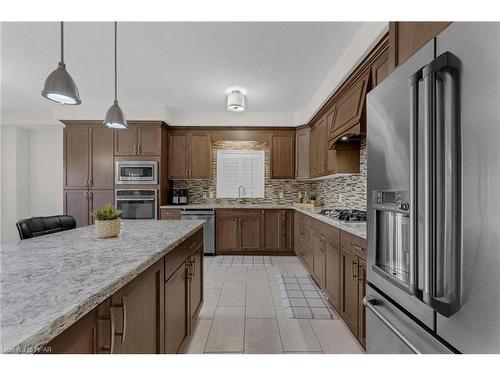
[319,209,367,222]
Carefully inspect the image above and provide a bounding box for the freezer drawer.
[365,284,452,354]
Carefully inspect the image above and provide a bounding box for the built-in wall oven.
[115,189,158,220]
[115,160,158,184]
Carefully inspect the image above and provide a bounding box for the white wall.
[0,125,63,244]
[29,127,63,217]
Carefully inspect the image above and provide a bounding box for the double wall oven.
[115,160,159,220]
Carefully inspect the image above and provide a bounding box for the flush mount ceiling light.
[104,22,127,129]
[41,22,81,105]
[225,87,246,112]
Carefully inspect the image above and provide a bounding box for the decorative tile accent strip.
[316,140,367,210]
[173,140,316,205]
[276,275,339,319]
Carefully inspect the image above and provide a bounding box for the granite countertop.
[160,204,366,239]
[0,219,205,353]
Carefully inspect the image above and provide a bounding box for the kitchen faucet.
[238,185,246,204]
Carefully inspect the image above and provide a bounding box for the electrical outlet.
[209,191,214,199]
[279,192,284,199]
[202,192,207,199]
[339,193,344,202]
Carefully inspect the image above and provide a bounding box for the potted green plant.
[308,193,318,204]
[94,204,122,238]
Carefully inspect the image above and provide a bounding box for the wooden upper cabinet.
[316,118,327,176]
[168,131,211,179]
[271,133,295,179]
[295,127,309,179]
[189,133,211,179]
[309,126,318,178]
[90,127,114,189]
[168,134,188,179]
[114,126,138,156]
[64,127,90,189]
[138,126,161,155]
[115,123,163,156]
[328,70,370,142]
[389,22,451,70]
[371,48,390,89]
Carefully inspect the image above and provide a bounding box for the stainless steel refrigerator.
[366,22,500,354]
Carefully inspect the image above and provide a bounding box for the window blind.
[216,150,265,198]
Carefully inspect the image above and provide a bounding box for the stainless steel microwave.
[115,160,158,184]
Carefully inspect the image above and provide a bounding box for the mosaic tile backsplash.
[172,139,367,209]
[172,141,316,205]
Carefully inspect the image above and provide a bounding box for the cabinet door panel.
[309,126,318,178]
[295,128,309,179]
[271,134,295,179]
[358,259,366,348]
[114,126,138,156]
[282,210,294,252]
[65,127,90,189]
[189,133,211,179]
[371,49,390,88]
[312,232,326,289]
[89,190,114,224]
[216,217,239,252]
[90,127,114,189]
[316,118,327,176]
[138,126,161,155]
[263,210,281,251]
[168,134,188,179]
[165,263,188,353]
[189,245,204,326]
[325,241,341,310]
[341,248,359,336]
[240,217,261,251]
[64,190,89,228]
[48,307,98,353]
[111,259,164,354]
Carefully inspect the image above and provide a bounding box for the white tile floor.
[181,255,365,354]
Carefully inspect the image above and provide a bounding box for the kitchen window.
[216,150,265,198]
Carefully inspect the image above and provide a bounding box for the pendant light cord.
[60,21,64,63]
[114,21,117,101]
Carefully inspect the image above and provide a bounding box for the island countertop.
[0,219,205,353]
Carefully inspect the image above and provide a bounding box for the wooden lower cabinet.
[189,245,204,327]
[165,262,188,353]
[64,189,114,227]
[312,231,326,289]
[358,259,367,349]
[215,209,293,254]
[110,259,164,354]
[47,230,203,354]
[341,247,359,337]
[325,240,341,310]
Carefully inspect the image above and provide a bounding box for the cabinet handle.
[110,296,127,347]
[89,179,93,187]
[191,257,196,277]
[352,243,364,252]
[138,145,142,154]
[358,264,364,282]
[133,145,137,155]
[352,260,358,279]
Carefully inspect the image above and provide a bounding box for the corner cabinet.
[270,133,295,179]
[168,131,212,179]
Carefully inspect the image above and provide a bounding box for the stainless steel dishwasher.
[180,209,215,255]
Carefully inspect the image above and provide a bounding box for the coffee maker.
[170,189,188,205]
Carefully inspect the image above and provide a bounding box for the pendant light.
[104,22,127,129]
[41,22,81,105]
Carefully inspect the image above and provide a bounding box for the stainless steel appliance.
[115,189,158,220]
[115,160,158,184]
[178,189,188,205]
[319,209,367,222]
[366,23,500,354]
[180,209,215,255]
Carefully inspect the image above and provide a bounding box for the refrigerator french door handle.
[422,52,462,317]
[408,69,423,296]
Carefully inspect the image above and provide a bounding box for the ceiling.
[1,22,385,126]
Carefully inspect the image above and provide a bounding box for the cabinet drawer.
[160,209,181,220]
[165,229,203,280]
[340,230,367,260]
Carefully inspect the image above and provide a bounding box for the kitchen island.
[0,219,205,354]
